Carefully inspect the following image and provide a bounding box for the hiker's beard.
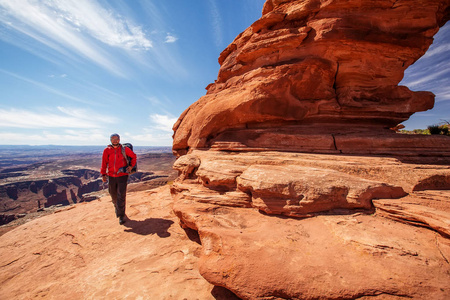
[112,141,120,147]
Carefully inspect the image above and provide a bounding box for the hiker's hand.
[102,175,107,182]
[126,166,132,173]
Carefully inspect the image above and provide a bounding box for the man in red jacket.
[101,133,137,225]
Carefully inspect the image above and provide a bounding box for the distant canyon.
[0,146,177,227]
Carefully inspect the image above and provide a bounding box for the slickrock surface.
[173,0,450,156]
[0,186,238,300]
[172,150,450,299]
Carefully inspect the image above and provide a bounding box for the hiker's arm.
[125,147,137,167]
[100,149,108,175]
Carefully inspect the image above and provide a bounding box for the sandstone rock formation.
[173,0,450,156]
[1,1,449,299]
[171,151,450,299]
[170,0,450,299]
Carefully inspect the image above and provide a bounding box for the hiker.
[101,133,137,225]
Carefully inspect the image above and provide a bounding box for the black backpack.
[118,143,137,174]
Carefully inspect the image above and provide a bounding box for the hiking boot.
[119,216,126,225]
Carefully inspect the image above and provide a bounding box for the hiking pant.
[108,175,129,218]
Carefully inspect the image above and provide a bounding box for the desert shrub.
[399,123,449,136]
[399,129,428,135]
[413,129,429,135]
[428,125,442,135]
[441,126,449,135]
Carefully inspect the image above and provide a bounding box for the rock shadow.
[211,286,241,300]
[183,227,201,245]
[123,217,174,237]
[258,207,376,219]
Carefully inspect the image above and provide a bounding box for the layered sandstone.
[171,151,450,299]
[170,0,450,299]
[173,0,450,156]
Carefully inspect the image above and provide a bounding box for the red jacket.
[101,144,137,177]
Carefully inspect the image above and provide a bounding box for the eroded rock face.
[173,0,450,156]
[188,202,450,300]
[170,0,450,298]
[172,150,449,218]
[171,150,450,299]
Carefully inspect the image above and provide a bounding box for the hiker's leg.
[116,175,129,218]
[108,177,120,217]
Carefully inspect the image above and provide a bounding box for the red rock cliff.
[170,1,450,299]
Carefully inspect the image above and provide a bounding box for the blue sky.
[0,0,448,146]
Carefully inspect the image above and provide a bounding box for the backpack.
[118,143,137,174]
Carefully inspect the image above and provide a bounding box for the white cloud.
[128,131,173,146]
[149,114,177,132]
[0,0,191,80]
[164,33,178,43]
[0,0,152,76]
[49,0,152,50]
[0,107,117,129]
[0,0,152,50]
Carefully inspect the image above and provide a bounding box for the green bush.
[428,125,442,135]
[398,122,449,136]
[413,129,429,135]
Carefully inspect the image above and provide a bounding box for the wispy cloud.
[150,114,177,132]
[119,113,176,146]
[164,33,178,43]
[48,0,152,50]
[0,107,116,129]
[422,44,450,59]
[146,96,174,113]
[49,74,68,78]
[400,22,450,107]
[147,96,164,106]
[403,63,450,88]
[434,85,450,102]
[422,25,450,59]
[115,113,177,146]
[127,131,173,146]
[0,0,152,76]
[207,0,223,48]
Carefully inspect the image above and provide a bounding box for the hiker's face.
[111,136,120,146]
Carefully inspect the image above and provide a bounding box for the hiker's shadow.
[123,218,174,237]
